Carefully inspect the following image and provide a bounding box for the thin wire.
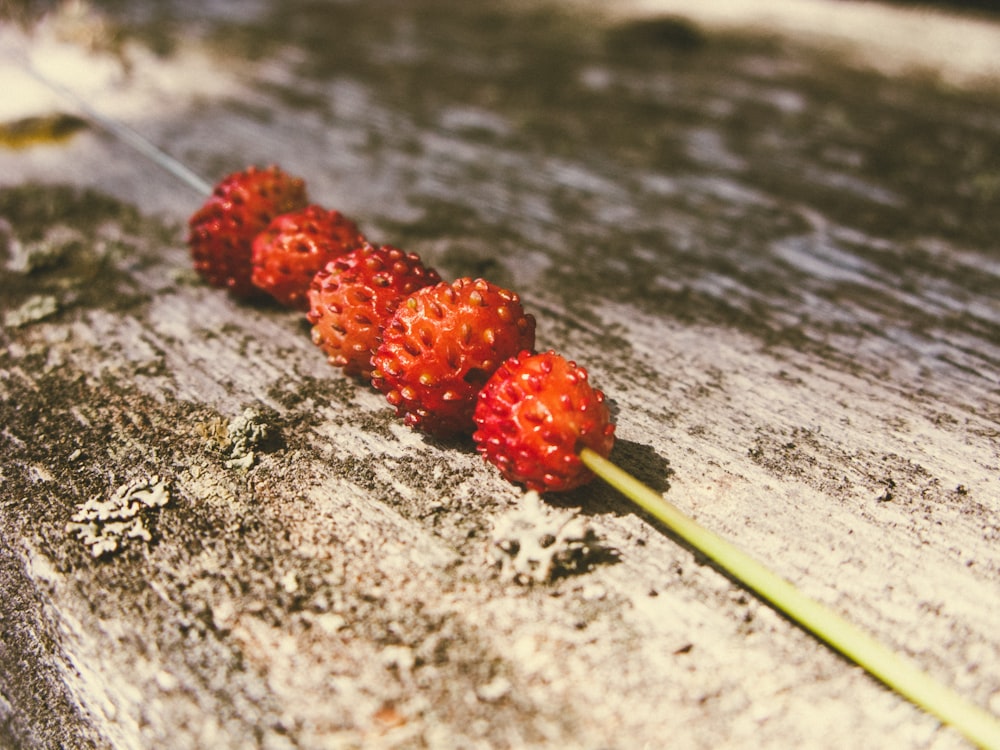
[21,60,214,198]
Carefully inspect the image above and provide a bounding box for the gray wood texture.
[1,1,999,748]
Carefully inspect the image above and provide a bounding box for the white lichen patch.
[4,295,59,328]
[65,476,171,557]
[488,491,602,584]
[197,408,271,470]
[475,676,512,703]
[5,225,84,273]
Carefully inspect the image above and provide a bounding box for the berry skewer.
[177,164,1000,750]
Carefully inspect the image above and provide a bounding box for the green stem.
[579,447,1000,750]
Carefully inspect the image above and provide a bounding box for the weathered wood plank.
[2,1,999,748]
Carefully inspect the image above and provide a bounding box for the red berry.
[372,278,536,436]
[473,350,615,492]
[307,242,441,378]
[251,205,363,309]
[188,165,308,298]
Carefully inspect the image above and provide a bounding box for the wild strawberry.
[307,242,441,378]
[252,205,363,309]
[473,350,615,492]
[372,278,536,436]
[188,165,308,298]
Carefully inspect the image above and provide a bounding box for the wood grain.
[1,2,999,748]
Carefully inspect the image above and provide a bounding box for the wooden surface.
[2,1,1000,748]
